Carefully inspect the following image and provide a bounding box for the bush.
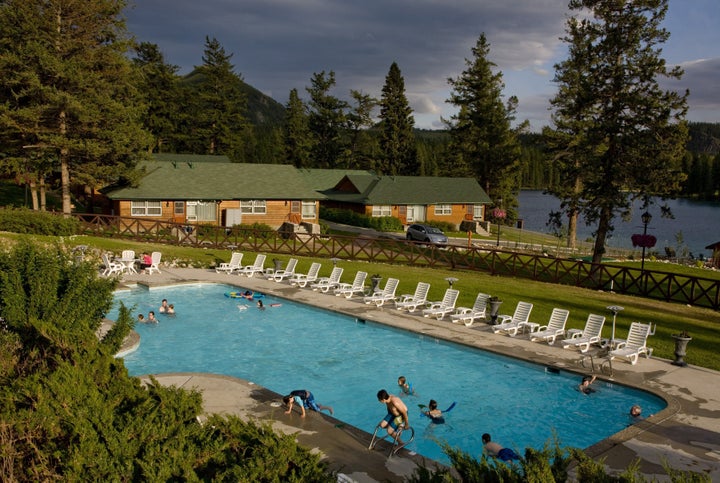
[423,220,456,233]
[320,207,403,232]
[0,207,80,235]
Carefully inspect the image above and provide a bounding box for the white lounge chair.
[422,289,460,320]
[562,314,606,353]
[238,254,267,277]
[492,301,533,337]
[450,292,490,326]
[395,282,431,312]
[334,271,368,299]
[267,258,298,282]
[528,308,570,345]
[311,267,344,293]
[102,253,123,276]
[216,252,244,274]
[146,251,162,275]
[289,262,322,287]
[363,278,400,307]
[609,322,654,365]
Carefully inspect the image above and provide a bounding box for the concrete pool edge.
[113,268,720,481]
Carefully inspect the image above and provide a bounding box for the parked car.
[406,224,448,245]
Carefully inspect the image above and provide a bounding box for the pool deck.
[116,267,720,482]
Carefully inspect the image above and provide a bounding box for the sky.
[125,0,720,131]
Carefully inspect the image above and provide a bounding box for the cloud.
[125,0,719,130]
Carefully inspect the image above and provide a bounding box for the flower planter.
[671,335,692,367]
[370,277,382,293]
[273,259,284,271]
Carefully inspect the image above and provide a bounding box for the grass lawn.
[5,232,716,372]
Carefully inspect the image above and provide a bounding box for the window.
[372,205,392,217]
[174,201,185,215]
[186,201,217,222]
[240,200,266,214]
[301,201,316,219]
[131,201,162,216]
[434,204,452,216]
[473,204,483,219]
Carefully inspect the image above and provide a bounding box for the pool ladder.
[368,424,415,457]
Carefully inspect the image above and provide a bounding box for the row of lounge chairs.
[491,300,655,365]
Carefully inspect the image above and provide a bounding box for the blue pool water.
[111,283,666,463]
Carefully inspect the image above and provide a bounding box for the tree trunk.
[592,206,612,264]
[567,209,578,250]
[39,176,46,211]
[29,177,39,210]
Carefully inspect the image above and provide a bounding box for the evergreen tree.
[0,0,151,214]
[306,71,348,168]
[283,88,312,168]
[193,36,250,159]
[133,42,182,153]
[545,0,689,264]
[344,90,379,170]
[446,34,524,217]
[378,62,418,175]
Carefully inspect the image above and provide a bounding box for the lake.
[517,191,720,257]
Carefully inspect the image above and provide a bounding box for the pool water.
[111,284,666,464]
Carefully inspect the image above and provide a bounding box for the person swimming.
[398,376,414,395]
[422,399,445,424]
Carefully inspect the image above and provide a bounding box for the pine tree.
[306,71,348,168]
[545,0,689,263]
[378,62,418,175]
[192,36,250,159]
[446,34,523,215]
[283,89,312,168]
[0,0,151,214]
[133,42,182,153]
[344,90,379,170]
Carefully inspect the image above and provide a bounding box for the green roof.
[324,175,492,205]
[297,168,375,191]
[106,159,321,200]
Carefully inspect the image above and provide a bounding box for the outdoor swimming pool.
[111,283,666,464]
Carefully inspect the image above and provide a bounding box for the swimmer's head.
[398,376,406,386]
[630,405,642,417]
[429,399,438,410]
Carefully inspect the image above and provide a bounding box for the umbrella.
[606,305,624,349]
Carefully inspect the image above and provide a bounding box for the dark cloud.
[126,0,719,129]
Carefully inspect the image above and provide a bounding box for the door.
[406,205,426,222]
[172,201,185,223]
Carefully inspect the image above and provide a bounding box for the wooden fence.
[73,214,720,310]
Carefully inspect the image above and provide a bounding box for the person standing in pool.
[159,299,169,313]
[377,389,409,441]
[283,389,333,417]
[482,433,519,461]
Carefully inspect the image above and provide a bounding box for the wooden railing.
[72,214,720,310]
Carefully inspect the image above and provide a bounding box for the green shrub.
[423,220,456,233]
[320,207,403,232]
[0,207,80,235]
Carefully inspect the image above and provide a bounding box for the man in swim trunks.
[482,433,520,461]
[283,390,333,417]
[377,389,409,441]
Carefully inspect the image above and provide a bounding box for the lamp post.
[492,198,505,247]
[640,211,652,272]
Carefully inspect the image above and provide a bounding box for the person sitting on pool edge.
[283,389,333,417]
[398,375,414,396]
[578,374,597,394]
[482,433,520,461]
[421,399,445,424]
